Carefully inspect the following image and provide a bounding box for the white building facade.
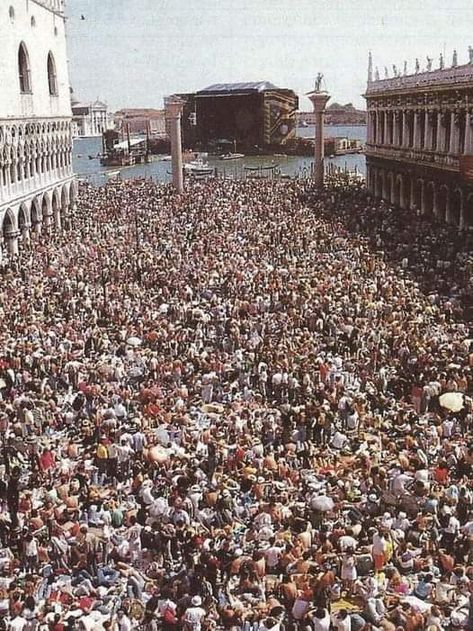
[72,99,110,137]
[0,0,75,256]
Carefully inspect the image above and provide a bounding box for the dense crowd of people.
[0,175,471,631]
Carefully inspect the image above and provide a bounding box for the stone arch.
[450,188,463,227]
[386,172,395,204]
[393,174,403,208]
[464,193,473,228]
[2,208,18,256]
[414,179,424,214]
[41,193,53,232]
[374,169,383,199]
[52,188,61,229]
[31,197,42,234]
[424,181,435,216]
[437,185,449,223]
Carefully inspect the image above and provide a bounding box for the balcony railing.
[365,143,460,171]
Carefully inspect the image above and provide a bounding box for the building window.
[18,43,32,94]
[47,52,58,96]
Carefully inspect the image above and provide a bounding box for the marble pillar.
[449,112,458,155]
[165,97,185,194]
[307,89,331,188]
[465,110,473,154]
[413,112,422,149]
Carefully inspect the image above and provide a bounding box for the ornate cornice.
[366,63,473,96]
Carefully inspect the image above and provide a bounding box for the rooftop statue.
[426,56,433,71]
[469,46,473,64]
[452,49,458,67]
[314,73,324,92]
[375,67,380,81]
[403,61,408,75]
[439,53,444,70]
[415,58,420,74]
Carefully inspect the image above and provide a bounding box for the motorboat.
[220,152,245,161]
[184,158,212,173]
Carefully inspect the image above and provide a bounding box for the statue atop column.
[452,49,458,67]
[426,56,433,71]
[439,53,444,69]
[314,73,324,92]
[469,46,473,64]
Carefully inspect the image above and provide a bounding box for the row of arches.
[1,181,77,256]
[0,123,73,193]
[366,165,473,229]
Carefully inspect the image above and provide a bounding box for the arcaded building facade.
[365,55,473,229]
[0,0,75,256]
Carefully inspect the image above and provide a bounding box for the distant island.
[298,102,367,126]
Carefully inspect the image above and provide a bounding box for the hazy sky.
[66,0,473,112]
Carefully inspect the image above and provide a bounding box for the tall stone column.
[5,230,19,256]
[437,112,445,152]
[465,110,473,154]
[425,111,432,151]
[165,97,184,194]
[449,112,459,155]
[413,112,422,149]
[383,110,389,145]
[307,87,330,188]
[402,112,409,148]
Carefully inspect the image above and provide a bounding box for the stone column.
[5,230,19,256]
[449,112,459,155]
[402,111,409,148]
[384,110,389,145]
[21,224,31,245]
[445,191,452,224]
[459,195,465,230]
[465,110,473,154]
[424,111,432,151]
[437,112,444,152]
[413,112,422,148]
[165,97,184,194]
[54,208,62,231]
[409,177,416,210]
[307,89,331,188]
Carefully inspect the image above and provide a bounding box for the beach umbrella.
[311,495,335,512]
[439,392,464,413]
[127,336,142,347]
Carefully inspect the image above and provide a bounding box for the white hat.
[191,595,202,606]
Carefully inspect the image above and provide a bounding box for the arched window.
[47,52,58,96]
[18,43,31,94]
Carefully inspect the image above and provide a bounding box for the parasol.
[127,336,142,347]
[439,391,464,413]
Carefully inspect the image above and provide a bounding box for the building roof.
[366,62,473,95]
[197,81,279,94]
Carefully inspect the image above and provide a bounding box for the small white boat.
[184,158,211,172]
[107,170,121,178]
[220,153,245,161]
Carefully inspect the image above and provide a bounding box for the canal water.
[73,125,366,186]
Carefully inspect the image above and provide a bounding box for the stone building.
[71,98,110,137]
[365,51,473,229]
[0,0,76,255]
